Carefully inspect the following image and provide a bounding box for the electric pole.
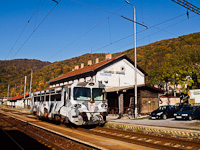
[30,69,33,94]
[24,76,27,98]
[20,79,22,95]
[7,84,9,99]
[14,84,16,96]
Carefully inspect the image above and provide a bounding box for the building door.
[107,92,118,114]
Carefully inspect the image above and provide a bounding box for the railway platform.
[1,106,200,149]
[2,106,200,139]
[106,115,200,139]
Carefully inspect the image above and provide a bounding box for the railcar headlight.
[101,103,108,108]
[174,114,177,116]
[73,104,82,109]
[182,114,188,116]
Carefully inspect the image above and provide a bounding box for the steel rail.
[2,108,200,150]
[77,126,200,150]
[0,114,67,150]
[0,111,102,150]
[1,129,25,150]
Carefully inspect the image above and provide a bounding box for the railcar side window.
[34,97,37,102]
[36,97,40,102]
[64,91,66,105]
[55,94,61,101]
[51,95,55,101]
[46,95,49,101]
[41,96,44,101]
[68,88,71,100]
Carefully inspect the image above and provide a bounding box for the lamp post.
[125,0,137,118]
[30,69,33,94]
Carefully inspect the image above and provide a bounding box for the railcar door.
[66,87,72,119]
[59,87,69,121]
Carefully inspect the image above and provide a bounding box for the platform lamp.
[125,0,138,118]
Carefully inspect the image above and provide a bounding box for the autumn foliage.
[1,32,200,97]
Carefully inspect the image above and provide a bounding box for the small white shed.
[189,89,200,104]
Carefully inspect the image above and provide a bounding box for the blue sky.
[0,0,199,62]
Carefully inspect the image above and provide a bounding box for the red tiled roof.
[8,93,29,101]
[48,54,147,84]
[48,54,125,83]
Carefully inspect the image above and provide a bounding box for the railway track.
[78,127,200,150]
[1,107,200,150]
[0,113,96,150]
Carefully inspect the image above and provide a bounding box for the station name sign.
[100,70,125,76]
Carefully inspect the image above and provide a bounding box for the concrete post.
[118,92,124,118]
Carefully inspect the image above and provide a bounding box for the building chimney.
[81,63,84,68]
[95,58,99,64]
[105,53,112,60]
[74,65,79,70]
[88,60,92,66]
[72,68,75,71]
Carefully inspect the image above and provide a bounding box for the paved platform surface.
[107,115,200,130]
[106,115,200,139]
[2,106,200,139]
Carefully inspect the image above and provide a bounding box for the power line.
[49,11,189,60]
[107,17,112,44]
[48,0,147,61]
[93,13,188,53]
[5,0,46,60]
[70,0,121,16]
[48,16,110,60]
[48,3,127,60]
[71,0,148,28]
[144,14,197,46]
[12,0,61,59]
[121,15,148,29]
[172,0,200,15]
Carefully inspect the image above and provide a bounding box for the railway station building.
[48,54,162,116]
[7,93,30,108]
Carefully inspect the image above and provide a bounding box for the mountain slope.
[1,32,200,97]
[0,59,51,96]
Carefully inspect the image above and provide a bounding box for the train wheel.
[44,109,48,119]
[54,115,61,122]
[103,116,106,121]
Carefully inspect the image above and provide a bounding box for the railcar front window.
[74,87,91,100]
[92,88,104,101]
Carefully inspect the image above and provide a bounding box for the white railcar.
[30,81,107,125]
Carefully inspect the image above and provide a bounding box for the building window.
[121,66,125,72]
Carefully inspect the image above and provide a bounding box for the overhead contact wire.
[12,0,61,59]
[5,0,45,60]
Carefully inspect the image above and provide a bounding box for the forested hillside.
[123,32,200,91]
[32,53,105,91]
[1,32,200,97]
[0,59,51,97]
